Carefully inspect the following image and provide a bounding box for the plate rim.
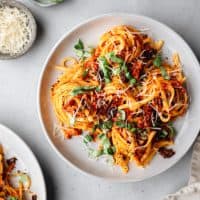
[37,12,200,182]
[0,124,47,199]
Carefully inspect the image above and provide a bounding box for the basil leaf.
[115,120,126,128]
[74,39,92,60]
[153,53,162,67]
[130,78,136,85]
[118,110,126,120]
[121,63,136,85]
[88,148,103,158]
[153,54,170,80]
[71,86,97,96]
[113,67,121,75]
[83,134,93,144]
[98,133,111,149]
[82,69,89,78]
[104,146,115,155]
[159,130,168,138]
[98,56,112,83]
[75,49,84,58]
[106,52,124,64]
[99,120,113,131]
[74,39,84,50]
[95,86,101,92]
[167,123,176,138]
[115,121,136,133]
[160,66,170,80]
[8,196,18,200]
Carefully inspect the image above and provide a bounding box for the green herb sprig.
[71,86,98,96]
[153,53,170,80]
[74,39,93,60]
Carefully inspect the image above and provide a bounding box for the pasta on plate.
[0,144,37,200]
[51,25,189,173]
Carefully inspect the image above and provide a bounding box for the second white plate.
[0,124,46,199]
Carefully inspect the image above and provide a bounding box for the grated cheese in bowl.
[0,1,36,58]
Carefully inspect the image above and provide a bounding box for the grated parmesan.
[0,6,32,55]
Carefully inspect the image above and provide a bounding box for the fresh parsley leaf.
[99,120,113,131]
[104,146,115,155]
[19,174,28,183]
[74,39,93,60]
[167,123,176,138]
[71,86,97,96]
[115,120,126,128]
[153,53,162,67]
[83,134,93,144]
[98,56,112,83]
[113,67,121,75]
[130,78,136,85]
[92,124,98,133]
[159,130,168,139]
[88,148,103,159]
[160,66,170,80]
[115,121,136,133]
[98,133,111,149]
[153,54,170,80]
[118,110,126,120]
[121,63,136,85]
[106,52,124,64]
[82,69,89,78]
[74,39,84,50]
[95,86,101,92]
[8,196,18,200]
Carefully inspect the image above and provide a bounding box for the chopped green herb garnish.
[74,39,92,60]
[98,56,112,83]
[104,146,115,155]
[160,66,170,80]
[118,110,126,120]
[19,174,28,183]
[125,72,132,80]
[159,130,168,138]
[98,133,111,149]
[8,196,18,200]
[130,78,137,85]
[92,124,98,133]
[106,51,124,64]
[113,67,121,75]
[88,148,103,158]
[115,120,126,128]
[82,69,89,78]
[115,121,136,133]
[74,39,84,50]
[129,127,136,133]
[98,133,105,139]
[71,86,98,96]
[121,63,136,85]
[99,120,113,131]
[95,85,101,92]
[153,53,162,67]
[105,52,136,85]
[167,123,176,138]
[83,134,93,144]
[153,53,170,80]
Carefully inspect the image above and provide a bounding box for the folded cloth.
[164,136,200,200]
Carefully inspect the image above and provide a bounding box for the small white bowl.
[0,0,37,60]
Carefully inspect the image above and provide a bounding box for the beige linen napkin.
[164,136,200,200]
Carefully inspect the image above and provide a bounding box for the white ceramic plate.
[38,13,200,182]
[0,124,46,199]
